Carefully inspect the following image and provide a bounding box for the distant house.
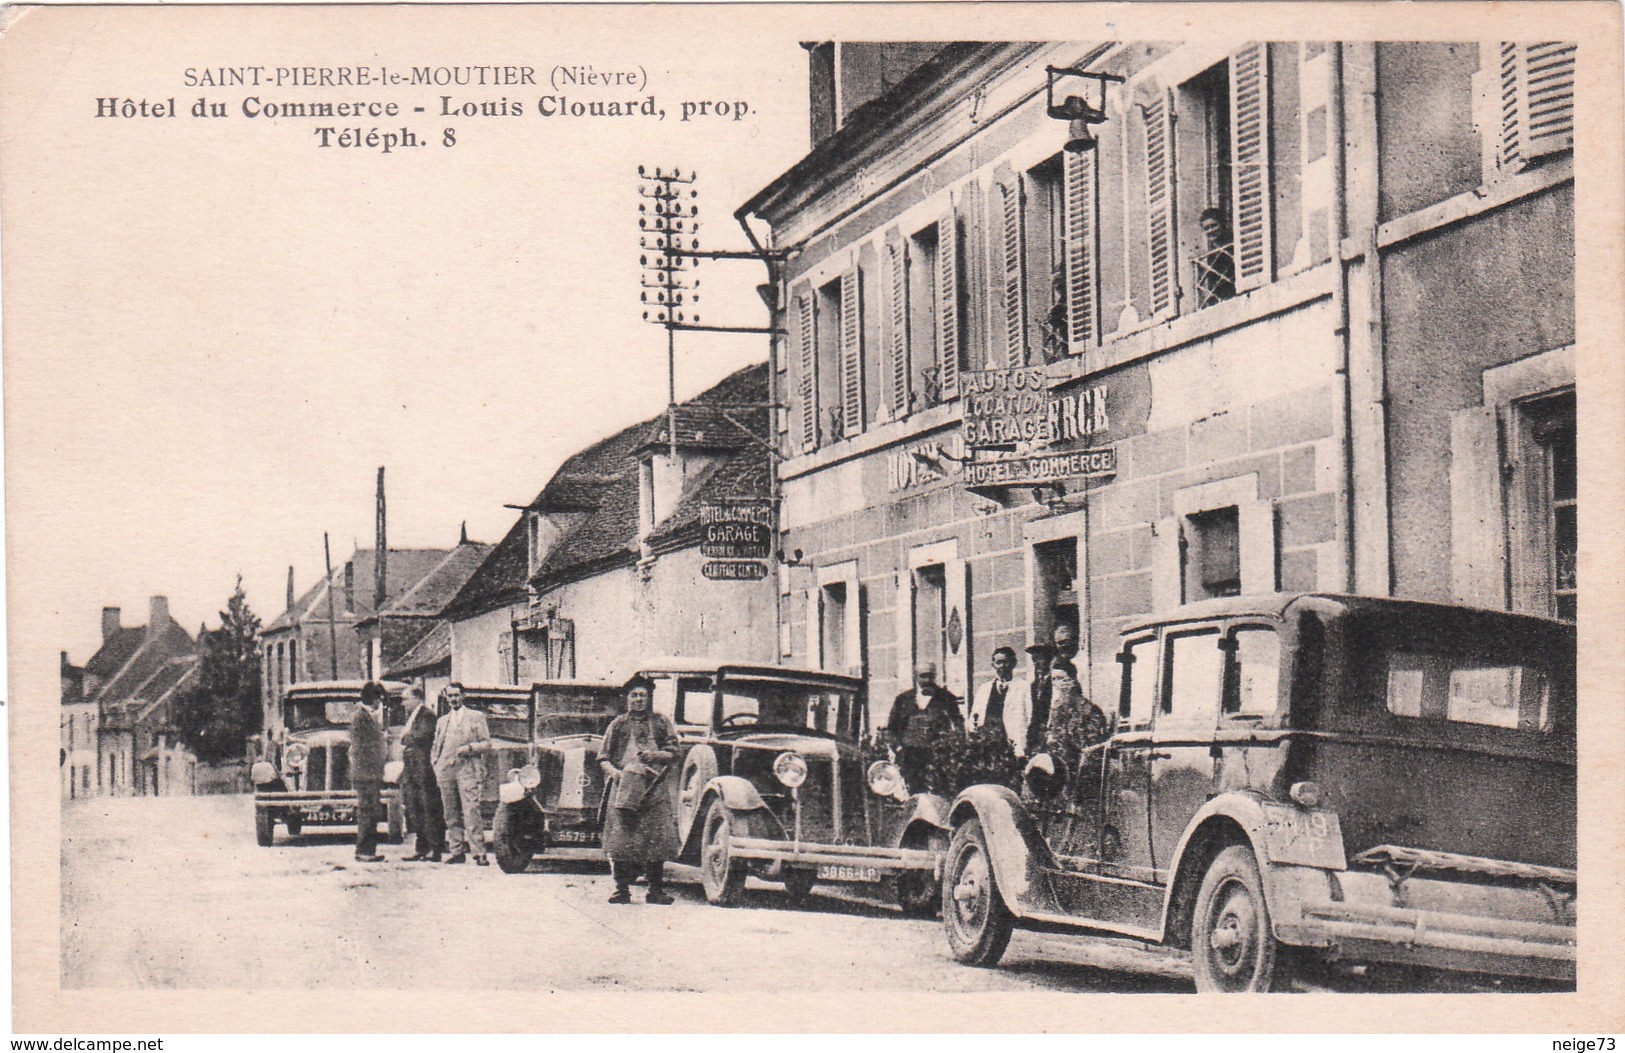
[257,541,482,739]
[357,531,491,703]
[62,597,198,798]
[446,362,778,686]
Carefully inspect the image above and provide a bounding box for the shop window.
[913,564,948,675]
[1185,506,1242,600]
[1034,538,1079,647]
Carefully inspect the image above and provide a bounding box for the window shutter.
[936,203,961,400]
[795,289,817,452]
[1512,42,1576,165]
[839,270,863,436]
[996,168,1026,367]
[1063,147,1099,352]
[885,231,910,419]
[1229,43,1274,292]
[1143,89,1178,317]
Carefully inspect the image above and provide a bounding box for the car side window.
[1224,627,1281,717]
[650,678,679,721]
[1118,637,1159,726]
[1162,629,1224,726]
[678,678,714,725]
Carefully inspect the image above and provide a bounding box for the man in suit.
[884,663,963,794]
[399,683,444,862]
[349,681,389,863]
[430,682,491,866]
[969,646,1033,758]
[1024,642,1057,758]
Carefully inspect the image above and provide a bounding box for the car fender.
[948,784,1062,917]
[679,776,778,862]
[893,792,951,848]
[1158,791,1334,948]
[704,774,769,814]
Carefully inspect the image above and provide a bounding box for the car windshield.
[285,698,353,731]
[1385,652,1553,732]
[536,712,611,738]
[715,678,862,738]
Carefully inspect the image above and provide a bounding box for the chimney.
[375,467,388,612]
[101,607,122,641]
[286,566,296,613]
[148,596,170,635]
[344,561,355,613]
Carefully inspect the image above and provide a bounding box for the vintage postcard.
[4,0,1622,1035]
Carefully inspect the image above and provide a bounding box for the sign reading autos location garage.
[699,500,774,580]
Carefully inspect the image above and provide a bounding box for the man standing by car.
[1024,642,1057,758]
[430,683,491,866]
[885,663,963,793]
[399,683,444,862]
[969,647,1031,758]
[349,681,388,863]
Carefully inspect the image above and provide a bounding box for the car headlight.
[867,761,902,797]
[498,782,526,804]
[518,764,542,790]
[251,761,277,785]
[773,751,809,789]
[283,742,309,773]
[382,760,404,785]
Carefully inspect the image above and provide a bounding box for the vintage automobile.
[638,658,951,910]
[488,680,622,873]
[251,680,408,846]
[941,594,1577,991]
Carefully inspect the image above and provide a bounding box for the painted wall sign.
[700,500,775,560]
[886,435,966,492]
[702,560,769,581]
[962,367,1052,447]
[962,447,1117,489]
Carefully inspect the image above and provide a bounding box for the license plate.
[816,864,883,883]
[551,829,598,844]
[1259,802,1345,869]
[301,805,354,823]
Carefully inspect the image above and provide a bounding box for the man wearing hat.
[349,681,389,863]
[1024,642,1057,758]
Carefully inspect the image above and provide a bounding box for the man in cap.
[349,681,389,863]
[1024,642,1057,758]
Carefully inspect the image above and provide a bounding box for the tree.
[171,578,263,764]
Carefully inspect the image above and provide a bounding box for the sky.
[3,5,811,663]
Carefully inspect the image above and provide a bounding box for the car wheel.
[493,803,530,875]
[285,817,303,838]
[1192,844,1287,992]
[255,809,275,847]
[782,869,816,907]
[892,829,949,916]
[700,798,746,906]
[942,818,1013,967]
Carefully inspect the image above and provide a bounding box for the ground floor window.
[1186,506,1242,600]
[1033,537,1079,647]
[1521,391,1577,622]
[820,581,849,672]
[913,564,947,674]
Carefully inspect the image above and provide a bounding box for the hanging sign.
[963,447,1117,489]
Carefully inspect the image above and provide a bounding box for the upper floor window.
[794,270,865,452]
[1481,43,1576,176]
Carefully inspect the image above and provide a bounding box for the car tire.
[782,869,816,907]
[493,803,530,875]
[892,829,949,917]
[1191,844,1288,993]
[255,809,275,847]
[700,798,746,906]
[942,818,1013,967]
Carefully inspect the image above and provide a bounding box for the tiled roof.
[646,443,773,548]
[533,468,642,583]
[384,621,453,679]
[383,541,493,616]
[264,547,453,633]
[92,620,195,706]
[135,657,200,724]
[84,627,146,679]
[444,517,530,620]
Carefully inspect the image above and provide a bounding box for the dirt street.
[61,794,1194,992]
